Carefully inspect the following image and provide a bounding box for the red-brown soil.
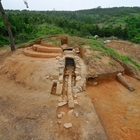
[87,76,140,140]
[0,39,140,140]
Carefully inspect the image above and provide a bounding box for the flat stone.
[60,111,65,116]
[56,56,60,60]
[77,85,83,92]
[56,83,63,95]
[76,65,81,68]
[58,102,67,107]
[73,94,78,98]
[46,75,50,79]
[58,65,64,68]
[59,75,63,83]
[74,111,79,118]
[74,100,79,105]
[57,113,63,119]
[76,76,81,81]
[75,71,79,74]
[59,68,64,75]
[94,82,98,85]
[68,109,74,115]
[117,73,122,76]
[64,123,72,129]
[68,100,74,109]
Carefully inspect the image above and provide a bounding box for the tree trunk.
[0,1,15,51]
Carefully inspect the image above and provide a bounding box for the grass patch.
[42,37,61,46]
[87,38,140,70]
[67,36,90,47]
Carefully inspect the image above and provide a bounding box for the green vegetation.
[88,39,140,70]
[42,37,62,46]
[0,7,140,47]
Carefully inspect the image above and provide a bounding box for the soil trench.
[53,49,107,139]
[62,57,76,97]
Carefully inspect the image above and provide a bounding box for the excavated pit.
[62,57,76,96]
[65,57,75,69]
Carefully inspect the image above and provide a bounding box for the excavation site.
[0,35,140,140]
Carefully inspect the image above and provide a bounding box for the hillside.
[0,7,140,47]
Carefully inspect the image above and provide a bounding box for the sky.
[1,0,140,11]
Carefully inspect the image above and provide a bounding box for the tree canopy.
[0,7,140,47]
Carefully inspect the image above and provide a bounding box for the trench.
[62,57,76,97]
[51,57,76,99]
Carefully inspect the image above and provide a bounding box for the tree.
[23,0,29,8]
[0,0,15,51]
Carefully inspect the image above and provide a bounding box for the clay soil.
[87,76,140,140]
[0,40,140,140]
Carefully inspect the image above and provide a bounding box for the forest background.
[0,7,140,47]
